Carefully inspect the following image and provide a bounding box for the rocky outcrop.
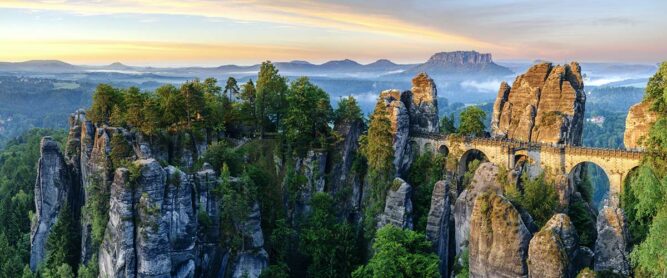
[377,178,413,229]
[454,162,502,254]
[194,163,226,277]
[527,214,579,278]
[378,89,412,176]
[98,168,136,277]
[30,137,77,270]
[409,73,439,133]
[468,191,531,278]
[594,205,630,276]
[232,202,268,278]
[491,62,586,145]
[426,180,453,277]
[624,100,658,149]
[99,159,201,277]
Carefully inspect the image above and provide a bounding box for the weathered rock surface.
[379,89,412,175]
[377,178,413,229]
[409,73,439,133]
[454,162,502,254]
[491,62,586,145]
[624,100,658,149]
[594,205,630,276]
[468,191,531,278]
[426,180,453,277]
[98,168,137,277]
[194,163,226,277]
[527,214,578,278]
[232,202,268,278]
[164,166,197,276]
[30,137,76,270]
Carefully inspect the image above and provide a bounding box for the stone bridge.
[410,133,644,196]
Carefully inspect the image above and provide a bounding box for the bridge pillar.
[608,171,625,205]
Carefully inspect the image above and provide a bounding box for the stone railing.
[410,132,644,159]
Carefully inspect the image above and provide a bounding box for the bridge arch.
[438,144,449,156]
[568,161,611,209]
[457,148,489,190]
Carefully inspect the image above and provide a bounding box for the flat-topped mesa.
[491,62,586,145]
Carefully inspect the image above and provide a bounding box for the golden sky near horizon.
[0,0,665,66]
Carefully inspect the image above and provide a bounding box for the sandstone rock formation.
[232,202,268,278]
[378,89,412,175]
[468,191,531,278]
[377,178,413,229]
[594,205,630,276]
[426,180,453,277]
[30,137,77,270]
[454,162,502,254]
[491,62,586,145]
[375,73,440,176]
[527,214,579,278]
[409,73,439,133]
[624,100,658,149]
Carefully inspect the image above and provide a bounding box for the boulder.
[491,62,586,145]
[624,100,658,149]
[468,192,531,278]
[377,178,414,229]
[527,214,579,278]
[454,162,502,254]
[425,180,453,277]
[409,73,439,133]
[30,137,75,270]
[594,205,630,276]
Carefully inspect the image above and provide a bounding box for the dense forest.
[0,62,664,278]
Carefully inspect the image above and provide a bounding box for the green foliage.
[256,61,288,136]
[360,97,396,237]
[42,203,80,276]
[352,225,440,278]
[87,84,122,125]
[622,165,666,243]
[216,164,256,253]
[77,255,99,278]
[576,268,596,278]
[439,113,457,134]
[334,96,363,126]
[301,192,358,277]
[516,173,558,227]
[284,77,333,155]
[630,205,667,277]
[224,77,240,101]
[462,159,482,189]
[200,141,244,176]
[109,132,132,169]
[0,129,65,278]
[457,106,486,137]
[452,247,469,278]
[568,197,597,247]
[406,152,446,232]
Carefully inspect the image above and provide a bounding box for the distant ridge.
[399,50,513,78]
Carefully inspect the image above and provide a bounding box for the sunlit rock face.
[624,100,658,149]
[468,191,531,278]
[491,62,586,145]
[409,73,439,134]
[594,205,631,276]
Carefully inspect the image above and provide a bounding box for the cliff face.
[491,62,586,145]
[377,178,414,230]
[30,137,79,270]
[376,73,440,176]
[468,191,531,278]
[426,180,454,277]
[624,100,658,149]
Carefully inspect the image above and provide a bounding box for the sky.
[0,0,665,66]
